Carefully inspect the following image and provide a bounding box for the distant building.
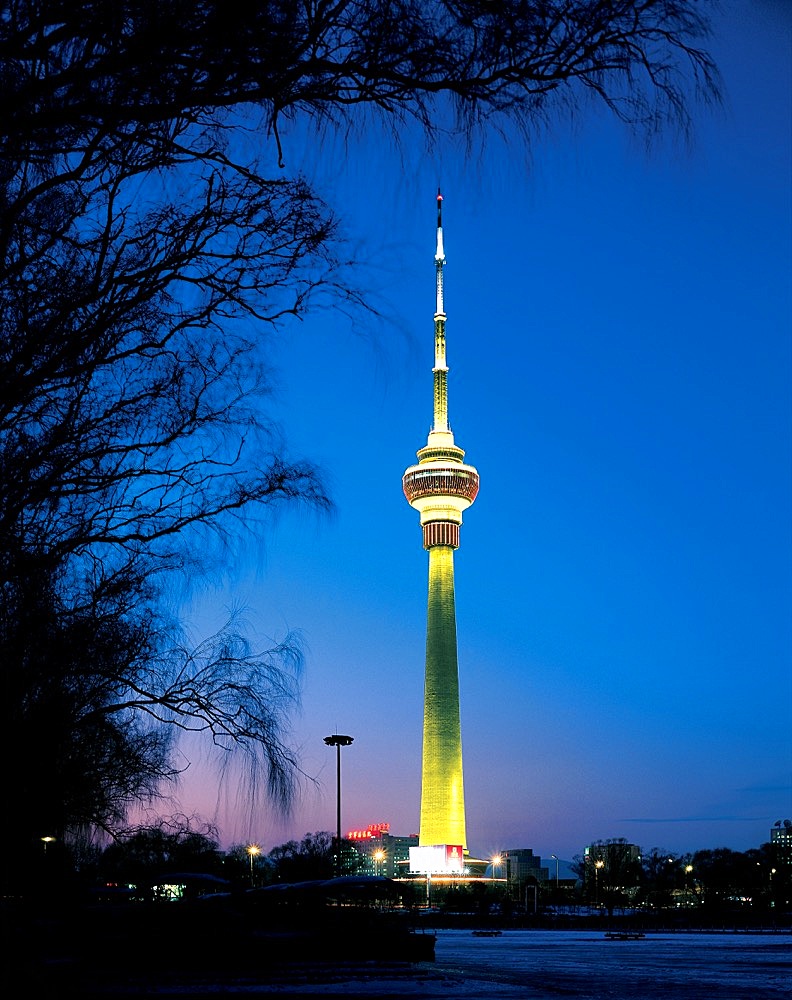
[347,825,419,879]
[379,833,419,878]
[584,841,641,867]
[503,848,549,885]
[770,820,792,870]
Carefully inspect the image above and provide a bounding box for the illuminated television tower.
[403,191,479,853]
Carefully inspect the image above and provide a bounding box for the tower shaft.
[420,544,466,848]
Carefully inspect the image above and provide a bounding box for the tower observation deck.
[403,192,479,857]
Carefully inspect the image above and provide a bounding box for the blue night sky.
[166,0,791,864]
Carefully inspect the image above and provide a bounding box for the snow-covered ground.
[126,928,792,997]
[429,928,792,999]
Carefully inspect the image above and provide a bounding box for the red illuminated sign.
[346,822,391,840]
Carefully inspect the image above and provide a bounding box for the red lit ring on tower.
[402,468,479,504]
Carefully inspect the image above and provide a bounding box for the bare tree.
[0,1,718,159]
[268,831,336,882]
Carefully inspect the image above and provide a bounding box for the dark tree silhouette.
[575,838,643,914]
[0,0,718,158]
[94,819,226,900]
[268,831,336,882]
[0,0,719,880]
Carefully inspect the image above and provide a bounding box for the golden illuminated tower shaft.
[422,545,464,846]
[403,192,479,850]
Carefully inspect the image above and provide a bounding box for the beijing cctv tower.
[403,192,479,873]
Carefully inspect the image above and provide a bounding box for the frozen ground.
[93,928,792,998]
[428,928,792,999]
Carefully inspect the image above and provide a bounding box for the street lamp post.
[551,854,559,888]
[324,734,354,877]
[594,859,604,909]
[247,844,261,885]
[373,848,385,877]
[684,864,693,904]
[525,881,537,914]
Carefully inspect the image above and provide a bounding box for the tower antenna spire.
[433,189,448,433]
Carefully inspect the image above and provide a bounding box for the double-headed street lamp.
[324,734,354,877]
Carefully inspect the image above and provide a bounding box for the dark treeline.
[30,821,790,924]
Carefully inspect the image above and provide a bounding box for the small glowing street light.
[247,843,261,883]
[550,854,559,888]
[684,863,694,904]
[490,854,503,880]
[373,848,385,876]
[594,859,604,907]
[41,836,56,854]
